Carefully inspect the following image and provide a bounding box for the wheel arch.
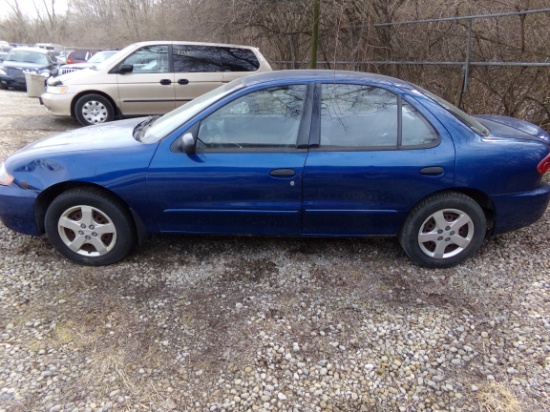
[404,188,495,235]
[34,182,147,244]
[70,90,121,120]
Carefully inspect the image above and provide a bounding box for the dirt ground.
[0,88,549,412]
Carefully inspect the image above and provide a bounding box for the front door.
[147,84,310,235]
[116,44,175,116]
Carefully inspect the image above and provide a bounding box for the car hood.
[60,62,93,70]
[475,115,550,145]
[8,117,148,161]
[53,67,108,84]
[2,60,52,71]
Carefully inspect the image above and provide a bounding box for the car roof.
[8,46,51,54]
[129,40,260,51]
[240,69,414,89]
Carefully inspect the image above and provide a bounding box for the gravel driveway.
[0,89,549,412]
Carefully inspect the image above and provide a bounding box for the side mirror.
[119,64,134,74]
[181,132,196,155]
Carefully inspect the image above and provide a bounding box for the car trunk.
[475,114,550,145]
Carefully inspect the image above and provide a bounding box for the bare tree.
[0,0,548,129]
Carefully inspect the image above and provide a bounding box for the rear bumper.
[492,184,550,235]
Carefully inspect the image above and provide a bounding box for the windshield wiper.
[134,115,161,141]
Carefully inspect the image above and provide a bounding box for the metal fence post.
[459,19,473,108]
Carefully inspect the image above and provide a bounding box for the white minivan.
[41,41,272,126]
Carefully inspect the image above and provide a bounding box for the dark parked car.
[65,49,98,64]
[0,47,58,89]
[0,41,11,62]
[1,70,549,267]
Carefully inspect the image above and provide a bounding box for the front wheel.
[75,93,114,126]
[399,192,487,268]
[45,188,135,265]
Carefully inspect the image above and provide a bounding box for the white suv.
[41,41,272,126]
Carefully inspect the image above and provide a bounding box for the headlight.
[0,162,14,186]
[46,85,68,94]
[0,67,6,76]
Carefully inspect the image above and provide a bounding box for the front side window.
[122,45,169,73]
[321,84,398,147]
[197,85,306,149]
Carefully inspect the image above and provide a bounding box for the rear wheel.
[399,192,486,268]
[75,93,114,126]
[45,188,135,265]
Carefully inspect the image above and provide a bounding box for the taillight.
[537,153,550,174]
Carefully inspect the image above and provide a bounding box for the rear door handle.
[270,168,296,177]
[178,79,189,85]
[160,79,172,85]
[420,166,444,175]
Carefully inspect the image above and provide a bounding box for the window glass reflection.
[321,84,398,147]
[198,85,306,149]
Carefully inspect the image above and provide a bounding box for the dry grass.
[477,382,522,412]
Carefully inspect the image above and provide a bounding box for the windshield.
[139,79,245,143]
[416,86,489,136]
[6,49,49,65]
[87,51,118,64]
[95,44,137,71]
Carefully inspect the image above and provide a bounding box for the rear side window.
[173,45,259,73]
[320,83,439,149]
[402,101,439,146]
[321,84,398,147]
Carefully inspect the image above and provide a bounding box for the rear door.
[172,45,225,107]
[116,44,175,116]
[302,82,456,236]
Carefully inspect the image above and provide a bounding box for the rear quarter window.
[218,47,259,71]
[173,45,260,73]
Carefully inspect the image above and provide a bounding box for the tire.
[45,188,135,266]
[399,192,486,268]
[75,93,114,126]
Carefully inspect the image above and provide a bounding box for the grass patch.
[477,381,521,412]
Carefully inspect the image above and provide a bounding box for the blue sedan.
[1,70,549,267]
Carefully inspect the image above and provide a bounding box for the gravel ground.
[0,88,549,412]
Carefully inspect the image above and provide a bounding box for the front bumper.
[41,91,74,116]
[0,184,40,236]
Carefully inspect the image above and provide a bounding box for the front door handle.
[270,168,296,178]
[178,79,189,85]
[160,79,172,85]
[420,166,444,175]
